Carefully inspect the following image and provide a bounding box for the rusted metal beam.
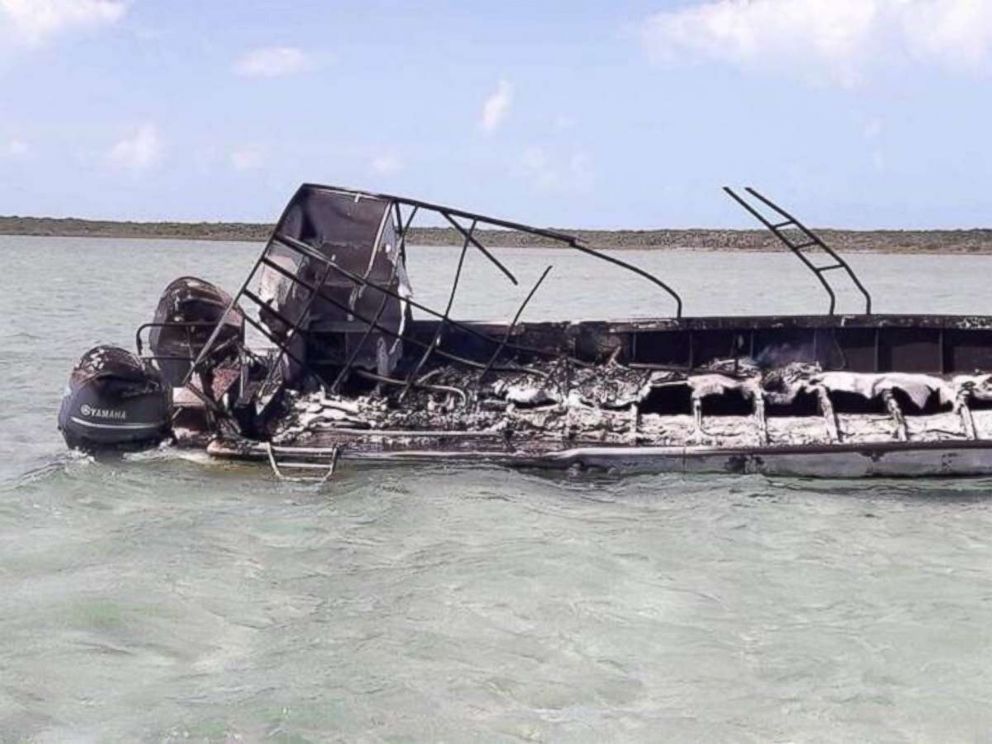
[442,212,518,286]
[478,265,553,383]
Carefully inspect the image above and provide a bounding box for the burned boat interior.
[57,182,992,478]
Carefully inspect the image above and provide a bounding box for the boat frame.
[132,184,992,480]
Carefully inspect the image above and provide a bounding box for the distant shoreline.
[4,215,992,253]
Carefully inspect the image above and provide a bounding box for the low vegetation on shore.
[3,215,992,252]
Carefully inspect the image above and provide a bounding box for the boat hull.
[206,438,992,479]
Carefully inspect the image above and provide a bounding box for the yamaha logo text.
[80,404,127,420]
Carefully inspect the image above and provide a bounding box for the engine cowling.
[57,345,172,451]
[147,276,244,387]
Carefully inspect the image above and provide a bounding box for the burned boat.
[59,183,992,478]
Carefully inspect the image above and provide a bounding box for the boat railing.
[724,186,873,315]
[135,320,219,362]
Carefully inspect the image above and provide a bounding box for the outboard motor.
[58,346,172,451]
[146,276,244,386]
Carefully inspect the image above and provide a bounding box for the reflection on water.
[1,236,991,741]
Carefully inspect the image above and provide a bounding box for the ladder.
[265,442,341,485]
[724,187,873,315]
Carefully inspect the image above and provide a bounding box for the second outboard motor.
[146,276,244,386]
[58,346,172,451]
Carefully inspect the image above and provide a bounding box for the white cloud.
[480,79,512,133]
[0,0,127,46]
[229,146,265,171]
[2,139,29,157]
[234,46,310,78]
[109,123,161,170]
[641,0,992,86]
[521,147,551,186]
[901,0,992,71]
[863,117,884,140]
[520,146,593,192]
[370,153,402,175]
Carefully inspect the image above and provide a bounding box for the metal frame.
[399,219,472,400]
[181,183,689,418]
[135,320,217,360]
[724,186,873,315]
[329,205,415,393]
[298,183,682,314]
[479,265,553,382]
[260,238,515,372]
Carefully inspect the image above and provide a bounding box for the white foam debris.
[270,365,992,450]
[817,371,952,410]
[685,373,742,398]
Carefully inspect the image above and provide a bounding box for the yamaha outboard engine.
[58,345,172,451]
[147,276,244,386]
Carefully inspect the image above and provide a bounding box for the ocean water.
[1,235,991,742]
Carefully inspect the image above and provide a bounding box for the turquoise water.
[1,236,991,742]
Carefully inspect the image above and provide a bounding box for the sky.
[1,0,992,229]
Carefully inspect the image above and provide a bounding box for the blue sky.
[1,0,992,228]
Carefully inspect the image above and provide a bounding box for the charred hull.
[59,182,992,478]
[208,440,992,479]
[203,343,992,478]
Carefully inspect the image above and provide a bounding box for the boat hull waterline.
[205,438,992,478]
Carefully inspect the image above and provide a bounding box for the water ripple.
[2,238,991,741]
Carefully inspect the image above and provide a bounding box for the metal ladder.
[265,442,341,485]
[724,187,873,315]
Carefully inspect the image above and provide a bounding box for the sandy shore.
[3,215,992,252]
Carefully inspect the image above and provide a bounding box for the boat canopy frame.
[180,184,686,408]
[180,183,878,421]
